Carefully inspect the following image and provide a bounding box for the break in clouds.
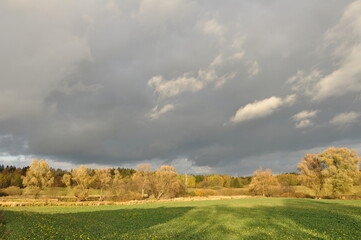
[1,0,361,175]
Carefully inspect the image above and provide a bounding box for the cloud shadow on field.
[146,199,361,239]
[5,206,193,240]
[5,199,361,239]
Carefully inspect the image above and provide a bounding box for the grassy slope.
[3,198,361,239]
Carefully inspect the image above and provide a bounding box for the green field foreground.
[3,198,361,239]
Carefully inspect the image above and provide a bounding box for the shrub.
[3,186,22,196]
[0,192,7,197]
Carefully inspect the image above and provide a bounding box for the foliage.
[152,165,185,199]
[94,169,112,201]
[1,186,22,196]
[71,166,94,201]
[276,173,300,186]
[207,175,225,188]
[298,147,361,198]
[249,167,280,196]
[4,198,361,239]
[22,160,54,198]
[178,175,196,188]
[132,164,152,199]
[0,166,24,188]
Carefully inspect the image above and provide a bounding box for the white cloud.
[228,94,296,124]
[148,104,175,120]
[148,69,234,99]
[292,110,319,121]
[330,112,360,126]
[295,119,314,129]
[287,70,322,96]
[248,60,261,78]
[283,94,297,105]
[292,110,319,129]
[201,19,225,37]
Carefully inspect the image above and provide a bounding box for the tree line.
[0,147,360,200]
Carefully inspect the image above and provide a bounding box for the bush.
[0,192,8,197]
[3,186,22,196]
[23,186,41,198]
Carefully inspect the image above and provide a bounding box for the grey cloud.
[1,0,360,176]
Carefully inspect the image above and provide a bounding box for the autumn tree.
[94,168,112,201]
[297,153,329,198]
[221,175,232,188]
[153,165,184,199]
[207,175,225,188]
[298,147,361,198]
[132,164,152,199]
[276,173,300,187]
[71,165,94,201]
[249,167,280,197]
[22,159,54,197]
[178,174,196,188]
[111,170,125,197]
[62,173,72,188]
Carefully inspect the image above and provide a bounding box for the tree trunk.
[157,191,163,200]
[99,188,103,201]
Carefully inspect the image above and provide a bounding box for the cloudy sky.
[1,0,361,176]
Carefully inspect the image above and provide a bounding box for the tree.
[132,164,152,199]
[94,168,112,201]
[153,165,184,199]
[62,173,72,188]
[71,166,94,201]
[249,167,280,197]
[112,170,125,197]
[178,174,196,188]
[207,175,224,188]
[22,159,54,198]
[221,175,232,188]
[276,173,300,187]
[298,148,361,198]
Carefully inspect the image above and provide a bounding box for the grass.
[2,198,361,239]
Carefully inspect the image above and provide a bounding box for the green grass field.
[3,198,361,239]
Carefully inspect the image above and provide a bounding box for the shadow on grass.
[4,199,361,240]
[5,206,193,240]
[147,199,361,240]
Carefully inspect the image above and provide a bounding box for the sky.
[1,0,361,176]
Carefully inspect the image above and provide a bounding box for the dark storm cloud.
[1,0,361,175]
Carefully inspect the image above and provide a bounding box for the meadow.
[2,198,361,239]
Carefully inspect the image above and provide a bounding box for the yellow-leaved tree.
[153,165,184,200]
[298,147,360,198]
[132,164,152,199]
[22,159,54,198]
[249,167,280,197]
[71,165,94,201]
[94,168,112,201]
